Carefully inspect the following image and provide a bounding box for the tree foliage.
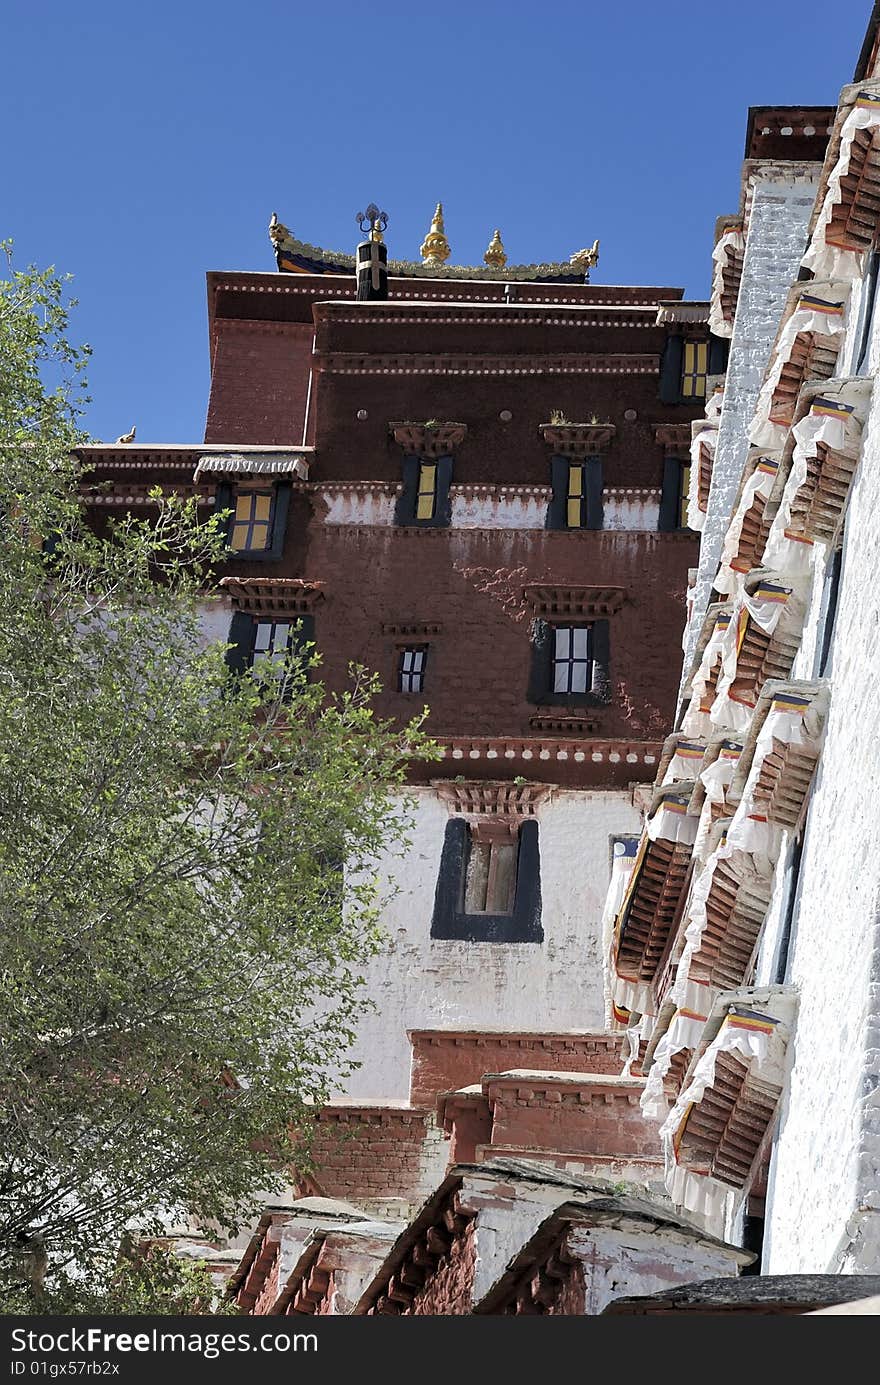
[0,245,432,1304]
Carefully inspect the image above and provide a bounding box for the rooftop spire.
[484,229,507,269]
[420,202,451,266]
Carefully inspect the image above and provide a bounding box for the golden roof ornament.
[420,202,451,266]
[484,229,507,269]
[569,239,600,275]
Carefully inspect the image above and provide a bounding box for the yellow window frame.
[566,462,586,528]
[681,340,709,399]
[229,488,274,552]
[416,463,437,521]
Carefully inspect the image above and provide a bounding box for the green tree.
[0,245,431,1307]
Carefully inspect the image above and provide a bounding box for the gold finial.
[569,239,600,274]
[484,229,507,269]
[420,202,451,266]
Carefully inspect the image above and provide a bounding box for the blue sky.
[3,0,869,444]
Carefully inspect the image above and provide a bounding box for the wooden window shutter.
[659,457,684,531]
[585,457,604,530]
[268,481,291,560]
[659,334,685,404]
[213,482,234,545]
[709,332,729,376]
[225,611,256,674]
[526,618,553,703]
[546,456,568,529]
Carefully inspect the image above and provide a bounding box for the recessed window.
[681,340,709,399]
[464,835,517,915]
[553,625,592,694]
[230,490,274,552]
[416,463,437,521]
[398,645,427,693]
[430,817,543,943]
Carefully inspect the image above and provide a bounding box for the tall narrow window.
[566,462,586,527]
[681,340,709,399]
[416,463,437,520]
[398,645,427,693]
[230,490,274,552]
[679,461,692,529]
[553,625,592,694]
[855,250,880,375]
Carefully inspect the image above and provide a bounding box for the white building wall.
[341,786,643,1099]
[681,166,821,696]
[763,358,880,1272]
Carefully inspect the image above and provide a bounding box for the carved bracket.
[539,422,615,456]
[389,422,468,457]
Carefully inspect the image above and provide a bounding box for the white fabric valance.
[714,457,780,596]
[802,91,880,281]
[748,290,848,451]
[709,227,745,337]
[762,397,863,571]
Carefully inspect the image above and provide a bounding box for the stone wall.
[681,165,821,697]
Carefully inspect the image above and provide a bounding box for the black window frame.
[398,644,428,693]
[224,611,315,682]
[394,455,454,528]
[430,817,543,943]
[659,332,728,404]
[546,456,604,530]
[659,457,695,532]
[527,617,611,707]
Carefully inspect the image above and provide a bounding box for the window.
[464,832,517,915]
[681,340,708,399]
[430,817,543,943]
[398,645,427,692]
[659,334,726,404]
[553,625,592,694]
[527,617,610,706]
[547,456,603,530]
[252,620,293,668]
[855,249,880,375]
[659,458,693,532]
[224,611,315,679]
[394,456,453,527]
[230,490,274,552]
[214,481,291,561]
[566,462,586,527]
[679,461,692,528]
[416,464,437,520]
